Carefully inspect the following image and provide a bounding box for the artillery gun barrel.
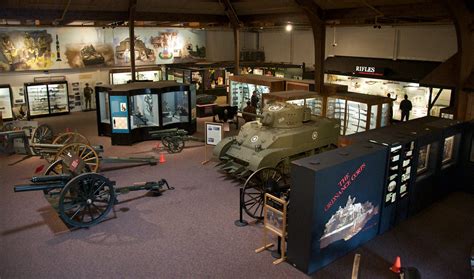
[241,111,263,119]
[14,182,66,192]
[31,174,72,183]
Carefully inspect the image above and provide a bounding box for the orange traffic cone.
[390,256,402,273]
[159,152,166,163]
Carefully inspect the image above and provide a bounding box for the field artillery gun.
[214,102,340,220]
[149,128,203,153]
[14,156,173,228]
[1,123,156,171]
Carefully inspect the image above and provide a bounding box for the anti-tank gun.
[214,101,340,220]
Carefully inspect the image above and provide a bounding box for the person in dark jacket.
[400,94,412,121]
[251,91,259,109]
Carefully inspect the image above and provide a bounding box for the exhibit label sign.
[353,66,385,76]
[110,95,129,133]
[205,122,223,146]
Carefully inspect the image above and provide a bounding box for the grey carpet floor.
[0,111,473,278]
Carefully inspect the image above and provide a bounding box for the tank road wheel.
[53,132,90,145]
[58,173,115,228]
[168,137,185,153]
[55,143,100,173]
[242,167,288,220]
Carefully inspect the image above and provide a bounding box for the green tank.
[214,101,340,178]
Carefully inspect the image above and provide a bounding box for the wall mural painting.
[65,43,114,68]
[150,31,206,62]
[115,37,156,65]
[0,30,53,71]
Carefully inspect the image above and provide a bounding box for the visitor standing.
[400,94,412,121]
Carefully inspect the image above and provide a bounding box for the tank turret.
[242,102,312,128]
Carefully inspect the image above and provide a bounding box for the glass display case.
[0,85,13,120]
[326,92,391,135]
[130,92,159,129]
[240,62,304,79]
[166,64,229,97]
[263,90,324,116]
[25,81,69,118]
[161,91,189,126]
[228,75,285,112]
[96,81,196,145]
[109,67,164,85]
[48,83,68,114]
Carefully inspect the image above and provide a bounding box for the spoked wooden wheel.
[54,143,100,173]
[31,124,55,159]
[53,132,90,145]
[168,137,185,153]
[43,159,67,195]
[58,173,115,228]
[31,124,54,144]
[242,167,287,220]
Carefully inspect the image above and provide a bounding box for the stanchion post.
[234,187,248,227]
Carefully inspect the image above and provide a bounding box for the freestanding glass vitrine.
[0,84,14,120]
[96,81,196,145]
[25,81,69,118]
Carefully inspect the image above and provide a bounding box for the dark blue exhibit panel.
[287,143,388,274]
[110,95,129,134]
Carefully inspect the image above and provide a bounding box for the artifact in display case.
[326,92,391,135]
[166,64,230,96]
[130,92,159,129]
[228,75,285,112]
[417,144,430,174]
[109,67,164,85]
[161,91,190,126]
[442,135,454,164]
[0,85,14,120]
[25,81,70,118]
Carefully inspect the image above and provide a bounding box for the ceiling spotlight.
[285,23,293,32]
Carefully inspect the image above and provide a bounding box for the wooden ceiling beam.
[218,0,241,28]
[0,8,228,24]
[324,3,449,21]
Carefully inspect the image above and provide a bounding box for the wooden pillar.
[312,22,326,94]
[441,0,474,120]
[129,0,137,82]
[234,27,240,75]
[294,0,325,94]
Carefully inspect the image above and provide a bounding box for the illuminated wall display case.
[262,90,324,116]
[0,84,14,120]
[228,75,285,112]
[239,62,304,80]
[96,81,196,145]
[325,92,391,136]
[166,64,229,98]
[25,81,69,118]
[109,66,164,85]
[288,142,387,274]
[324,56,453,120]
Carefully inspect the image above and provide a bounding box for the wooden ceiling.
[0,0,468,29]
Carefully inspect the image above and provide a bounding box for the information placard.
[205,122,223,146]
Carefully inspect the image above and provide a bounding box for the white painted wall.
[242,25,458,67]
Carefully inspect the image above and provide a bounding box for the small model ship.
[81,45,105,66]
[320,196,378,249]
